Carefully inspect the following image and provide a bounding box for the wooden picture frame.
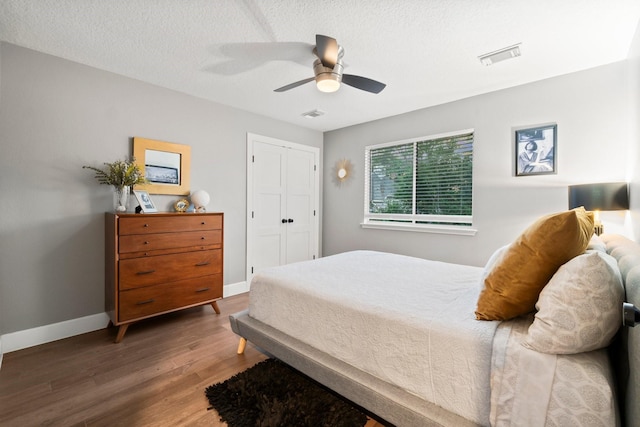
[133,190,158,213]
[133,137,191,195]
[515,124,557,176]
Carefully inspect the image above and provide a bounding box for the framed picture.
[133,190,158,213]
[515,124,557,176]
[133,137,191,196]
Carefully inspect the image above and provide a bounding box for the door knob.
[281,219,287,224]
[287,218,294,223]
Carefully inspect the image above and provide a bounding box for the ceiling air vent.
[478,43,521,66]
[302,109,325,119]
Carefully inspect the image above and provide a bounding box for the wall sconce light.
[332,158,353,186]
[568,182,629,235]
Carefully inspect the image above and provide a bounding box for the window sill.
[360,222,477,236]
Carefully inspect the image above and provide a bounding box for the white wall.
[0,43,322,350]
[323,61,635,267]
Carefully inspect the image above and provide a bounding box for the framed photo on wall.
[515,124,557,176]
[133,190,158,213]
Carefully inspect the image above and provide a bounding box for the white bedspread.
[249,250,500,425]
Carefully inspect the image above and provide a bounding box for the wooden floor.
[0,293,385,426]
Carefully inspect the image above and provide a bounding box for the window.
[364,129,474,233]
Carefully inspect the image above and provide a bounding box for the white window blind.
[364,130,473,228]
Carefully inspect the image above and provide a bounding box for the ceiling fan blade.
[274,76,315,92]
[342,74,386,94]
[316,34,339,68]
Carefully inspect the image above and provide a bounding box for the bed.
[230,209,640,426]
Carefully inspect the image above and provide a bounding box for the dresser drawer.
[118,214,222,235]
[119,230,222,254]
[119,249,222,290]
[118,274,222,322]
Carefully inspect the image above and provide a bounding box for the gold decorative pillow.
[475,208,594,321]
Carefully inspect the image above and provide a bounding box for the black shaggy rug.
[205,358,369,427]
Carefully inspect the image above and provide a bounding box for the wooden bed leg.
[237,337,247,354]
[364,417,377,427]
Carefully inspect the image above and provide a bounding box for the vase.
[114,186,130,212]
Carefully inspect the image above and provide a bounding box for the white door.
[247,134,319,282]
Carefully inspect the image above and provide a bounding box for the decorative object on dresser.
[191,190,210,213]
[133,190,158,213]
[174,198,190,212]
[105,212,224,342]
[83,158,147,212]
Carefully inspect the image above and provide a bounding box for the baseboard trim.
[1,282,250,355]
[2,312,111,354]
[224,280,249,297]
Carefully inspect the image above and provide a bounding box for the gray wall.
[0,43,322,335]
[629,22,640,242]
[323,60,637,267]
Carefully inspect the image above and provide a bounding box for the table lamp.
[568,182,629,235]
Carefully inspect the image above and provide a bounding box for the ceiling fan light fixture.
[274,35,386,94]
[316,74,341,92]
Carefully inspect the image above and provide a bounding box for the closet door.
[251,141,287,272]
[284,148,316,264]
[246,134,319,283]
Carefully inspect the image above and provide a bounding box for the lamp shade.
[568,182,629,211]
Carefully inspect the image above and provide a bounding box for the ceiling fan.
[274,34,386,94]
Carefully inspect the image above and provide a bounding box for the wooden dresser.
[105,212,223,342]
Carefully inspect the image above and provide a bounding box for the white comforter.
[249,250,499,425]
[248,250,619,426]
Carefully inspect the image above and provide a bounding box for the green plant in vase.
[83,158,147,212]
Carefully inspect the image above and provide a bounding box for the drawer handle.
[201,221,206,225]
[136,299,155,305]
[195,261,210,267]
[136,269,156,275]
[144,241,150,245]
[144,224,149,228]
[196,287,210,293]
[201,236,206,240]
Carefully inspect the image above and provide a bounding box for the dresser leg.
[114,324,129,343]
[211,301,221,314]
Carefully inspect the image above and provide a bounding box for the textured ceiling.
[1,0,639,132]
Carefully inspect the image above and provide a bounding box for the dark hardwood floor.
[0,293,385,427]
[0,293,267,426]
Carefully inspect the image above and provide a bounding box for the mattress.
[249,250,499,425]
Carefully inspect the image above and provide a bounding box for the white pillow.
[479,244,510,288]
[586,234,607,252]
[522,251,623,354]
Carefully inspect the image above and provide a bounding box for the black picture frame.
[515,124,557,176]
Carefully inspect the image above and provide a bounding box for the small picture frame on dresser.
[133,190,158,213]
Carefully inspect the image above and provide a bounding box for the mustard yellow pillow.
[475,208,594,321]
